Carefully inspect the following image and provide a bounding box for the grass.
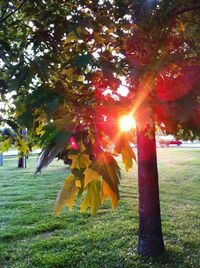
[0,148,200,268]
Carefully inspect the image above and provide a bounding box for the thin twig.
[0,0,9,21]
[0,0,25,25]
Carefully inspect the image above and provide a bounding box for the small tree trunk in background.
[18,157,23,168]
[18,129,27,168]
[18,154,26,168]
[136,122,164,257]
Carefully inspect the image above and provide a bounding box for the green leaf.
[31,58,49,81]
[91,152,121,199]
[9,66,31,91]
[80,180,101,215]
[73,54,92,68]
[40,120,72,148]
[54,174,77,215]
[40,124,60,147]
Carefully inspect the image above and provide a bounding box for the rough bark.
[136,123,164,257]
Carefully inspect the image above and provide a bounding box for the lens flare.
[69,136,79,150]
[119,115,136,132]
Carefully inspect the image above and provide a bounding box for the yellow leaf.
[68,140,91,169]
[34,109,48,136]
[80,180,101,215]
[108,28,114,34]
[54,174,77,215]
[84,167,100,187]
[68,153,92,169]
[88,133,95,144]
[178,22,185,32]
[16,138,29,155]
[121,143,136,172]
[101,180,118,209]
[67,188,78,210]
[62,68,74,77]
[114,137,136,172]
[35,124,45,136]
[78,141,86,152]
[94,33,105,45]
[75,180,82,188]
[0,138,11,153]
[64,32,78,44]
[94,152,120,199]
[77,75,84,82]
[66,144,72,150]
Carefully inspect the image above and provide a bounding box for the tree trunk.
[18,157,24,168]
[136,122,164,257]
[18,129,27,168]
[18,155,26,168]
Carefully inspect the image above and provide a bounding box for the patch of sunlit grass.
[0,148,199,267]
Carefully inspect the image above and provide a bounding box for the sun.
[119,115,136,132]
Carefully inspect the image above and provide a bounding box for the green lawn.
[0,148,200,268]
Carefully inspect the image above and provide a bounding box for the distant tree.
[0,125,30,167]
[0,0,200,257]
[1,127,14,137]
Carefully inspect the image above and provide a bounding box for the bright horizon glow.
[119,115,136,132]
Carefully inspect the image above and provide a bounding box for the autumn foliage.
[0,1,199,217]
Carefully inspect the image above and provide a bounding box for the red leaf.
[157,63,200,101]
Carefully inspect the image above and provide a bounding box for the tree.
[0,0,200,257]
[0,125,30,167]
[0,91,34,167]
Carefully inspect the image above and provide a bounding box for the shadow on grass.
[126,246,193,268]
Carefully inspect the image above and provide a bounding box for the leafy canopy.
[0,0,200,214]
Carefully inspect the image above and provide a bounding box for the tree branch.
[0,0,9,21]
[0,0,25,25]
